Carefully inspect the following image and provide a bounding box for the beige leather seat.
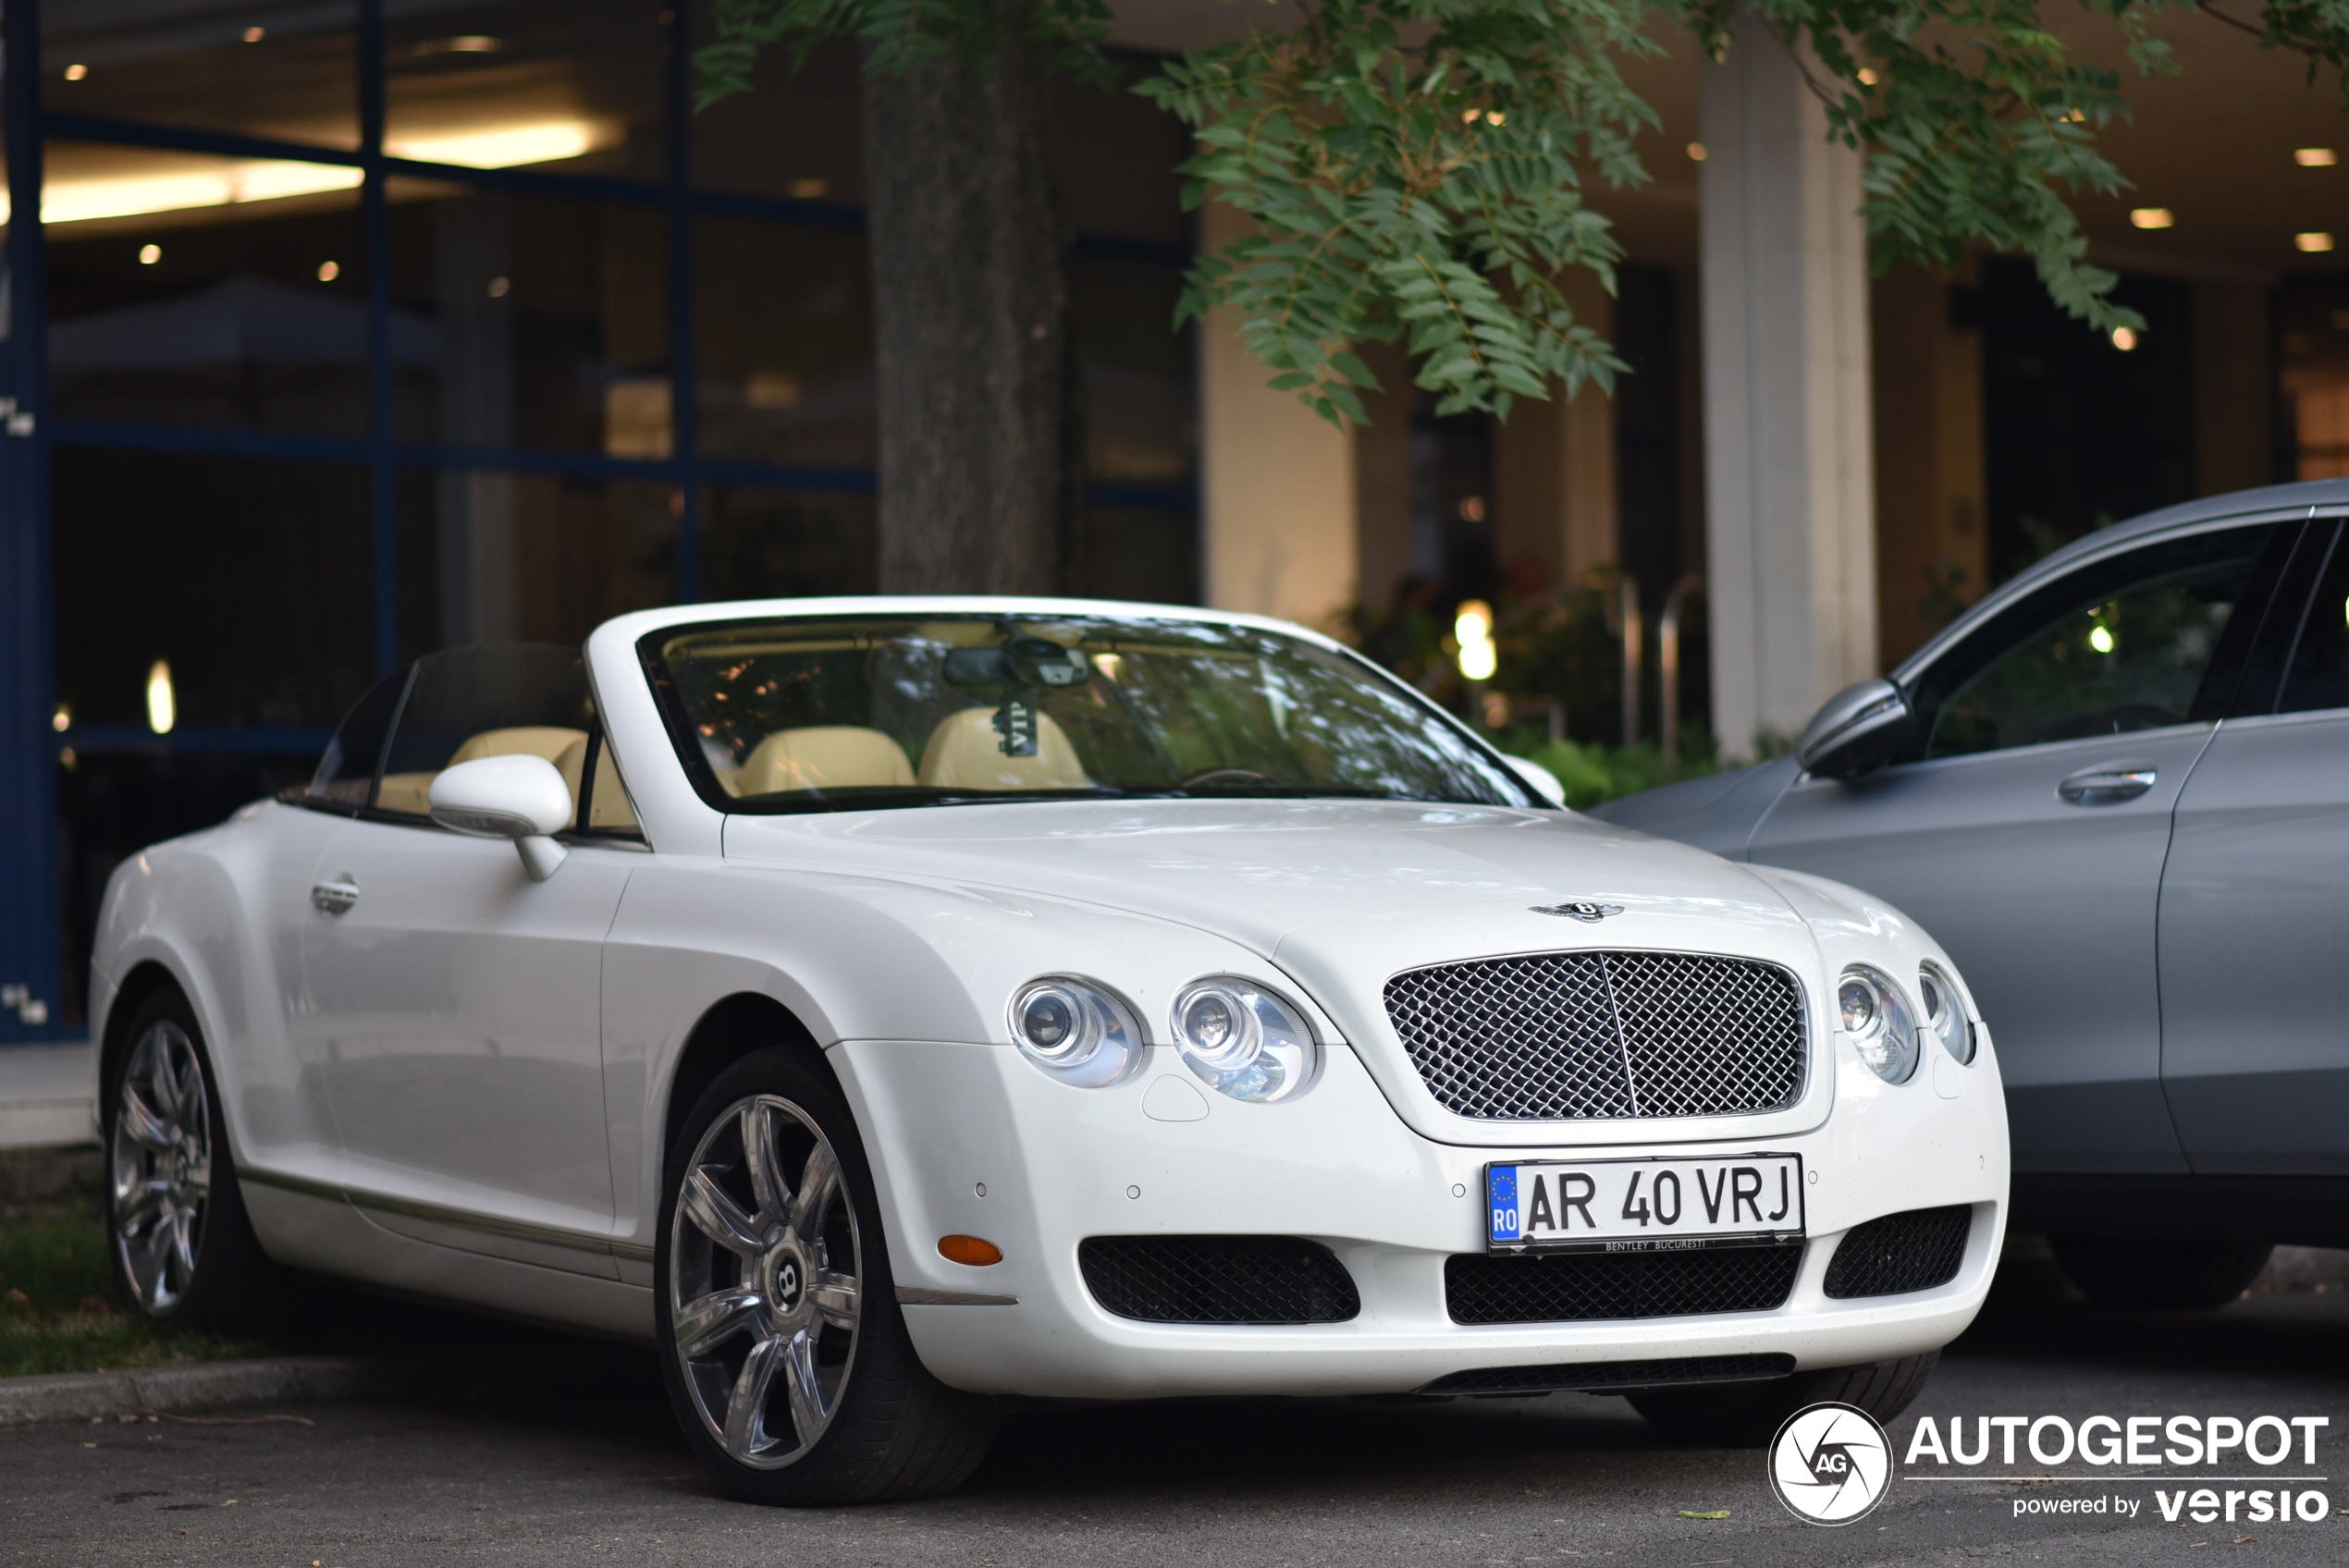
[377,726,588,817]
[917,707,1092,791]
[551,735,641,831]
[737,726,916,794]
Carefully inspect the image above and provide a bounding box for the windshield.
[640,613,1533,814]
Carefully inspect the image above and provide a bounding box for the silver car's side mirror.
[1796,679,1913,779]
[428,754,572,881]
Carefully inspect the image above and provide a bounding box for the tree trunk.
[859,9,1076,594]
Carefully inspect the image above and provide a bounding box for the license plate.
[1486,1155,1805,1254]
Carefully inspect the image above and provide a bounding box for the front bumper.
[830,1035,2009,1401]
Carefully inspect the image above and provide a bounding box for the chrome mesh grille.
[1383,949,1806,1121]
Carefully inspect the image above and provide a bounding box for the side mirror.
[1796,679,1913,779]
[1504,754,1568,808]
[429,754,572,881]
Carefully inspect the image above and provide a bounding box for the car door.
[1747,516,2304,1174]
[2159,512,2349,1174]
[300,643,633,1273]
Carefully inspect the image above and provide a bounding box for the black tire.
[2049,1235,2274,1312]
[1630,1352,1939,1448]
[654,1046,998,1505]
[101,985,283,1332]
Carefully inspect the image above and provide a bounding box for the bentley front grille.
[1078,1236,1360,1325]
[1383,949,1807,1121]
[1823,1205,1973,1299]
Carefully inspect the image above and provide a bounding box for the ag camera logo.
[1770,1402,1893,1525]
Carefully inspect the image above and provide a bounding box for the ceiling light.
[138,243,160,264]
[2298,232,2337,252]
[1686,141,1706,162]
[317,260,339,281]
[785,178,828,200]
[63,64,88,80]
[2130,208,2173,230]
[2111,326,2140,351]
[243,26,265,43]
[52,703,70,733]
[386,121,601,168]
[1857,67,1878,85]
[2294,148,2337,167]
[418,35,502,54]
[1,162,363,227]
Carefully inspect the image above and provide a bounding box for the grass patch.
[0,1207,271,1378]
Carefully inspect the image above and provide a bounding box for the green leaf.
[1676,1510,1731,1520]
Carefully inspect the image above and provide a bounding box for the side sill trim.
[239,1165,640,1265]
[896,1287,1019,1306]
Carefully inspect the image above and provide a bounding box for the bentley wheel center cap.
[766,1245,806,1315]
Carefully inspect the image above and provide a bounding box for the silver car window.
[1918,525,2279,760]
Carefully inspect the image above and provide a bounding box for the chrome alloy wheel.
[109,1020,214,1313]
[669,1094,864,1469]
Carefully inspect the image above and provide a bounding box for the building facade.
[2,0,2345,1040]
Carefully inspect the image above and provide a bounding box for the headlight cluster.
[1838,961,1977,1083]
[1006,973,1321,1103]
[1171,978,1316,1103]
[1008,977,1147,1087]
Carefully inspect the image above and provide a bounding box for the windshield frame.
[635,610,1545,815]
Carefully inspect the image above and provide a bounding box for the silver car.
[1596,479,2349,1311]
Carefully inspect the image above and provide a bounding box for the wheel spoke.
[122,1228,167,1309]
[783,1328,828,1442]
[119,1084,178,1154]
[788,1139,842,1241]
[168,1208,201,1287]
[721,1334,787,1461]
[117,1178,173,1237]
[810,1269,859,1332]
[146,1033,184,1122]
[741,1102,790,1226]
[672,1284,763,1361]
[683,1168,768,1257]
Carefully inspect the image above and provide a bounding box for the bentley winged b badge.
[1531,900,1624,923]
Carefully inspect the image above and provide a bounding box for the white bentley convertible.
[92,598,2009,1502]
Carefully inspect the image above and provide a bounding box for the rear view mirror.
[1796,679,1913,779]
[429,754,572,881]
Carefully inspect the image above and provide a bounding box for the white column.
[1699,15,1877,758]
[1198,202,1358,629]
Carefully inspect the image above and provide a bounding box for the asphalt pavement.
[6,1254,2346,1567]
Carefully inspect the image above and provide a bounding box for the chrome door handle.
[311,878,360,915]
[2057,767,2157,805]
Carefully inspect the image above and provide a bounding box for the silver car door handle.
[2057,767,2157,805]
[311,878,360,915]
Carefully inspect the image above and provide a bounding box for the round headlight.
[1008,976,1145,1087]
[1917,962,1975,1065]
[1838,963,1920,1084]
[1171,977,1318,1103]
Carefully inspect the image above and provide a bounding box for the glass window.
[2276,522,2349,716]
[1052,58,1187,246]
[399,471,678,653]
[373,643,592,816]
[384,1,667,182]
[1919,526,2278,759]
[643,613,1531,814]
[45,143,370,437]
[51,448,375,731]
[309,667,412,807]
[1074,254,1192,489]
[1075,506,1196,605]
[389,181,669,452]
[694,216,872,470]
[44,1,360,150]
[686,25,863,202]
[699,486,877,601]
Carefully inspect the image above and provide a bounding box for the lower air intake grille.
[1384,949,1807,1121]
[1419,1353,1797,1397]
[1823,1206,1973,1299]
[1079,1236,1360,1325]
[1445,1245,1802,1324]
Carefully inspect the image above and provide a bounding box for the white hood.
[723,799,1835,1148]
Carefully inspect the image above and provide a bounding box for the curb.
[0,1355,395,1426]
